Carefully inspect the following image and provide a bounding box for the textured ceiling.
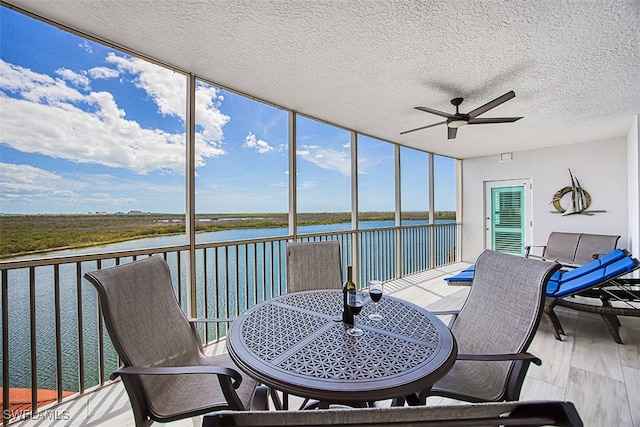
[4,0,640,159]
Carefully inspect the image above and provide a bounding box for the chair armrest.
[429,310,459,328]
[188,317,235,323]
[524,245,547,259]
[111,365,244,384]
[430,309,460,316]
[457,352,542,366]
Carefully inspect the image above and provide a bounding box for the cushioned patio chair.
[286,240,343,292]
[444,249,640,344]
[204,400,583,426]
[405,250,560,404]
[544,249,640,344]
[84,255,267,427]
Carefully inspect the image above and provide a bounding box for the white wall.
[628,115,640,275]
[461,137,628,262]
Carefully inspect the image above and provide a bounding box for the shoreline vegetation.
[0,211,455,259]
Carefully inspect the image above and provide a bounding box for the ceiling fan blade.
[400,120,447,135]
[414,106,457,119]
[467,116,523,124]
[467,91,516,119]
[448,127,458,139]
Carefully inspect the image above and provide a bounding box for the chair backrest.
[286,241,343,292]
[544,232,581,263]
[573,234,620,265]
[84,255,201,369]
[451,250,560,400]
[204,400,583,427]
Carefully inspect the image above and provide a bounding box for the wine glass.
[346,290,364,337]
[368,280,384,321]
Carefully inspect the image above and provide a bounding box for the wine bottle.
[342,266,356,325]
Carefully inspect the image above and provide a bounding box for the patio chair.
[276,240,344,409]
[406,250,561,404]
[84,255,267,427]
[204,400,583,426]
[286,240,343,292]
[544,249,640,344]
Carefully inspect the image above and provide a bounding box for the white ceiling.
[5,0,640,159]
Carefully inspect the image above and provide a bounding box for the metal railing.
[0,222,459,424]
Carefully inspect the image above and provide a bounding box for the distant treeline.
[0,211,455,259]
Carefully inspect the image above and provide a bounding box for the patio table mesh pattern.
[239,292,443,381]
[278,323,434,380]
[241,303,328,362]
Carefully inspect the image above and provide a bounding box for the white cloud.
[79,41,93,53]
[0,162,182,213]
[106,52,185,118]
[0,163,78,201]
[243,132,274,154]
[56,68,90,88]
[297,145,351,177]
[88,66,119,79]
[194,82,229,145]
[0,56,227,175]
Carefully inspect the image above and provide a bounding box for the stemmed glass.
[368,280,384,321]
[346,290,364,337]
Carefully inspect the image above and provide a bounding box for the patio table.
[227,289,457,408]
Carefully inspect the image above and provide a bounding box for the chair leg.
[250,386,270,410]
[391,396,406,407]
[404,393,421,406]
[599,296,622,326]
[600,313,623,344]
[269,388,283,410]
[543,300,564,340]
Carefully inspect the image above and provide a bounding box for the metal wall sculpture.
[550,169,604,216]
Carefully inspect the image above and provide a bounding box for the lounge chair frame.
[544,276,640,344]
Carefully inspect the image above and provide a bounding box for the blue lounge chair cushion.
[444,250,637,296]
[444,264,476,284]
[553,256,639,297]
[549,248,627,285]
[444,270,474,284]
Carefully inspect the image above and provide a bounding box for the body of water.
[1,220,454,394]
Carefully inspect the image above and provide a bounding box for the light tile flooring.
[11,263,640,426]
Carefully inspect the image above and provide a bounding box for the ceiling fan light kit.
[402,90,523,139]
[448,119,468,128]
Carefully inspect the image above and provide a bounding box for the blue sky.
[0,7,455,215]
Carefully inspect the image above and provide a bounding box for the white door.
[484,179,532,256]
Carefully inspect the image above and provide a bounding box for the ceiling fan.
[401,90,523,139]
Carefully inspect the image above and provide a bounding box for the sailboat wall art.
[550,169,606,216]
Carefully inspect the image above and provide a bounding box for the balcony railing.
[0,222,459,424]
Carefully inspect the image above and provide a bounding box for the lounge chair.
[544,249,640,344]
[204,400,583,426]
[445,249,640,343]
[405,250,561,404]
[84,255,267,427]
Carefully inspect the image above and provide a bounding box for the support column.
[186,74,197,317]
[288,111,297,240]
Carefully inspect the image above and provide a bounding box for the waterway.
[1,220,452,393]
